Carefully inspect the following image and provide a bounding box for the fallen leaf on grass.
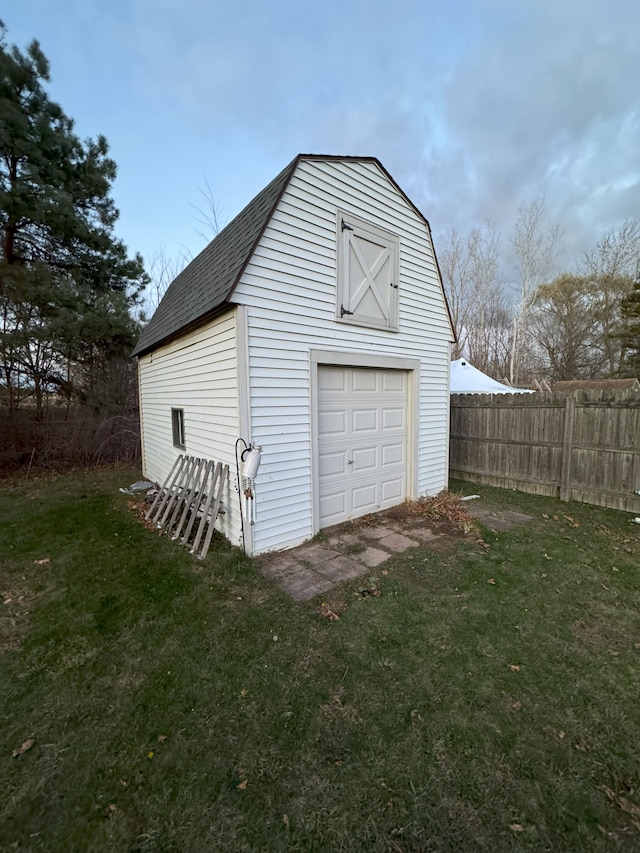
[317,603,341,621]
[487,578,496,585]
[33,558,50,565]
[509,664,521,672]
[601,785,640,832]
[283,814,290,830]
[360,586,381,598]
[157,735,167,743]
[12,739,34,757]
[510,824,524,832]
[511,700,523,711]
[3,596,12,605]
[237,779,248,790]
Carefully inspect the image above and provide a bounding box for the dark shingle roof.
[132,156,299,357]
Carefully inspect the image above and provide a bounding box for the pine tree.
[620,279,640,377]
[0,22,147,415]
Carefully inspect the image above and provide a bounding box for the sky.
[5,0,640,285]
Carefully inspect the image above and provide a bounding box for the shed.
[450,358,534,395]
[133,155,455,555]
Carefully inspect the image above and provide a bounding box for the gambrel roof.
[133,154,451,357]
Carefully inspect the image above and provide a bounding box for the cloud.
[424,0,640,259]
[122,0,640,264]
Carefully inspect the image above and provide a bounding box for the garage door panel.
[352,483,378,513]
[352,370,377,392]
[382,443,404,466]
[383,371,405,392]
[382,407,404,429]
[319,449,348,477]
[352,445,377,471]
[318,365,408,528]
[381,478,404,502]
[319,491,346,525]
[353,408,378,432]
[318,410,347,435]
[319,368,346,391]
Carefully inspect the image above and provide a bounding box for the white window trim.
[171,407,185,450]
[336,210,400,332]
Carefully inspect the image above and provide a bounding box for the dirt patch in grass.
[0,574,37,654]
[571,617,632,652]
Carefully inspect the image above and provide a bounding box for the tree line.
[439,207,640,386]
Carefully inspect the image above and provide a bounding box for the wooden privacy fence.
[449,390,640,513]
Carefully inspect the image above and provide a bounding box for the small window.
[336,211,399,332]
[171,408,185,449]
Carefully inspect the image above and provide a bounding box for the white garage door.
[318,365,408,528]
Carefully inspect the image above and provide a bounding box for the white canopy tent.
[450,358,533,394]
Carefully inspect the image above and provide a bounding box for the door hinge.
[341,218,354,232]
[340,304,354,317]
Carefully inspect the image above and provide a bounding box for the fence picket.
[450,390,640,513]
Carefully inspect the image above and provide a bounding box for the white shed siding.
[137,310,242,546]
[232,160,451,554]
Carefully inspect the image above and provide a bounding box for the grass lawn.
[1,469,640,852]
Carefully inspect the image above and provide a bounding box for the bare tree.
[509,198,563,385]
[190,175,225,244]
[439,223,505,371]
[142,245,192,317]
[142,178,225,320]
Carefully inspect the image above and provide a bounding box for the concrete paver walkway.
[259,521,423,601]
[257,498,534,601]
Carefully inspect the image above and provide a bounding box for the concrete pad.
[260,557,302,579]
[295,543,340,565]
[482,516,515,532]
[360,525,394,540]
[326,533,361,548]
[377,532,418,552]
[286,576,334,601]
[357,547,390,568]
[464,505,493,519]
[313,555,366,582]
[404,526,440,542]
[501,511,533,524]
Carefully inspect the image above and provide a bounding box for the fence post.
[560,395,576,501]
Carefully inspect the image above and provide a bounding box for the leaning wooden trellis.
[145,455,229,559]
